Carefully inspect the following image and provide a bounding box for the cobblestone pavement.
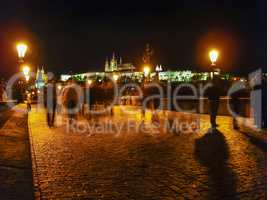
[28,106,267,199]
[0,104,14,128]
[0,104,34,200]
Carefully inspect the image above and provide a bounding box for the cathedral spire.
[105,57,110,72]
[36,67,40,80]
[35,66,46,89]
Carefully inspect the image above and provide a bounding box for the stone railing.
[118,96,251,118]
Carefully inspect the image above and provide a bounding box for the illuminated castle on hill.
[105,53,135,72]
[60,47,230,83]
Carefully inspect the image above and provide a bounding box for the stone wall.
[119,96,251,117]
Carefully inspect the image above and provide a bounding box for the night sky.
[0,0,266,78]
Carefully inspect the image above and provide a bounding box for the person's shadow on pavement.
[194,129,238,199]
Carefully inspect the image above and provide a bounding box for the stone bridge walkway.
[0,104,34,200]
[28,106,267,199]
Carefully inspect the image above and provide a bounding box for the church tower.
[110,52,118,71]
[35,66,46,89]
[105,57,110,72]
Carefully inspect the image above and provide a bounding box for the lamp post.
[209,49,219,79]
[16,42,29,103]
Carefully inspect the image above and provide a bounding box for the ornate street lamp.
[17,43,28,63]
[113,74,119,82]
[16,42,29,103]
[209,49,219,78]
[209,49,219,66]
[22,65,31,82]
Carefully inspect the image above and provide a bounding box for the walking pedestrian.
[44,79,57,127]
[206,76,222,130]
[62,78,79,126]
[26,93,31,111]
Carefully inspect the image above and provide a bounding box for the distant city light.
[214,71,220,75]
[87,79,92,85]
[25,75,30,82]
[143,66,151,77]
[60,75,72,81]
[155,65,163,72]
[113,74,119,82]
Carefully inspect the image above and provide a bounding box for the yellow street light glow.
[57,85,62,90]
[25,75,30,82]
[113,74,119,81]
[17,43,28,59]
[22,65,30,76]
[209,49,219,65]
[87,79,92,85]
[143,66,151,77]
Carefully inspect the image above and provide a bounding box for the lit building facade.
[61,70,215,83]
[105,53,135,72]
[35,67,46,89]
[60,54,232,83]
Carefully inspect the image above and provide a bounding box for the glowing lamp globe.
[143,66,151,77]
[87,79,93,85]
[209,50,219,65]
[22,65,30,76]
[113,74,119,82]
[17,43,28,59]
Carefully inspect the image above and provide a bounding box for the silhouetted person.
[206,76,221,130]
[62,79,79,125]
[195,130,237,198]
[44,80,57,127]
[26,93,31,111]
